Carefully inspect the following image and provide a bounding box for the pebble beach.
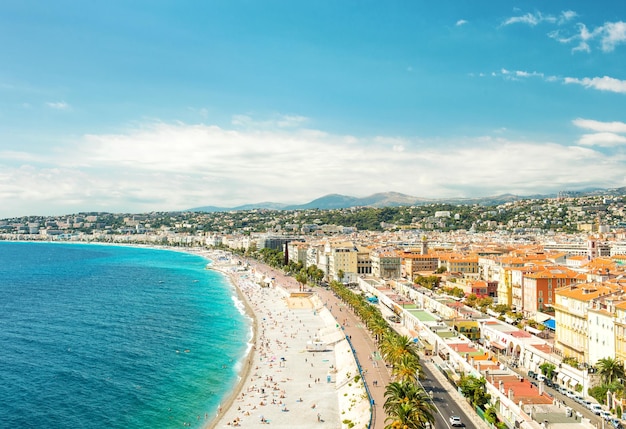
[204,254,370,429]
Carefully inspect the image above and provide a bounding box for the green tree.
[539,362,556,379]
[414,275,440,290]
[596,357,625,385]
[380,335,419,367]
[392,354,423,383]
[295,270,308,292]
[465,294,478,308]
[384,381,435,429]
[458,374,491,409]
[492,304,510,314]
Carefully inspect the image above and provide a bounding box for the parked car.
[565,391,577,399]
[450,416,463,427]
[590,404,603,415]
[600,411,613,420]
[610,418,623,429]
[528,370,536,379]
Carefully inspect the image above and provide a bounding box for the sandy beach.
[204,252,370,429]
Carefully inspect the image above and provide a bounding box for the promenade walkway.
[314,287,392,429]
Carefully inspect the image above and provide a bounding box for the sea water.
[0,242,250,428]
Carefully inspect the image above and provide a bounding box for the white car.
[590,404,603,415]
[600,411,613,420]
[450,416,463,427]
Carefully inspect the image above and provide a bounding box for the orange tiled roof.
[556,283,616,301]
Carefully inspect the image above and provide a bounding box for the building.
[371,249,401,279]
[521,267,581,315]
[326,241,358,282]
[401,251,439,279]
[438,253,479,276]
[554,283,613,362]
[356,246,372,275]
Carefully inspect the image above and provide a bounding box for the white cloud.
[550,21,626,53]
[559,10,577,24]
[578,132,626,147]
[486,68,546,81]
[564,76,626,94]
[456,19,468,27]
[573,118,626,148]
[484,68,625,95]
[515,70,544,78]
[1,118,625,218]
[502,11,556,27]
[46,101,70,110]
[572,118,626,134]
[502,12,540,26]
[601,21,626,52]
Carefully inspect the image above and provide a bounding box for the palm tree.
[596,357,625,384]
[369,318,390,343]
[392,354,423,383]
[384,381,435,429]
[295,270,308,292]
[380,334,419,366]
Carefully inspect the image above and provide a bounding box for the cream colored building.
[554,283,613,362]
[498,267,513,307]
[615,301,626,367]
[325,241,358,282]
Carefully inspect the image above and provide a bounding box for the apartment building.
[554,283,614,362]
[522,267,581,315]
[615,301,626,366]
[356,245,372,275]
[286,240,309,266]
[400,251,439,279]
[325,241,358,282]
[371,249,401,279]
[438,253,479,276]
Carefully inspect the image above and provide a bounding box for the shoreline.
[203,264,258,429]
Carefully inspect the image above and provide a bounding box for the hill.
[188,191,543,212]
[187,188,626,213]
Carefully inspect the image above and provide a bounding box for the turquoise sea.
[0,242,250,428]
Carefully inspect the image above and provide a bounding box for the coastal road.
[418,359,480,429]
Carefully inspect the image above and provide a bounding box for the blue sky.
[1,1,626,218]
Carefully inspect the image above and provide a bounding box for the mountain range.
[187,187,626,213]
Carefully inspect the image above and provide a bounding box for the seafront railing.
[345,334,376,429]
